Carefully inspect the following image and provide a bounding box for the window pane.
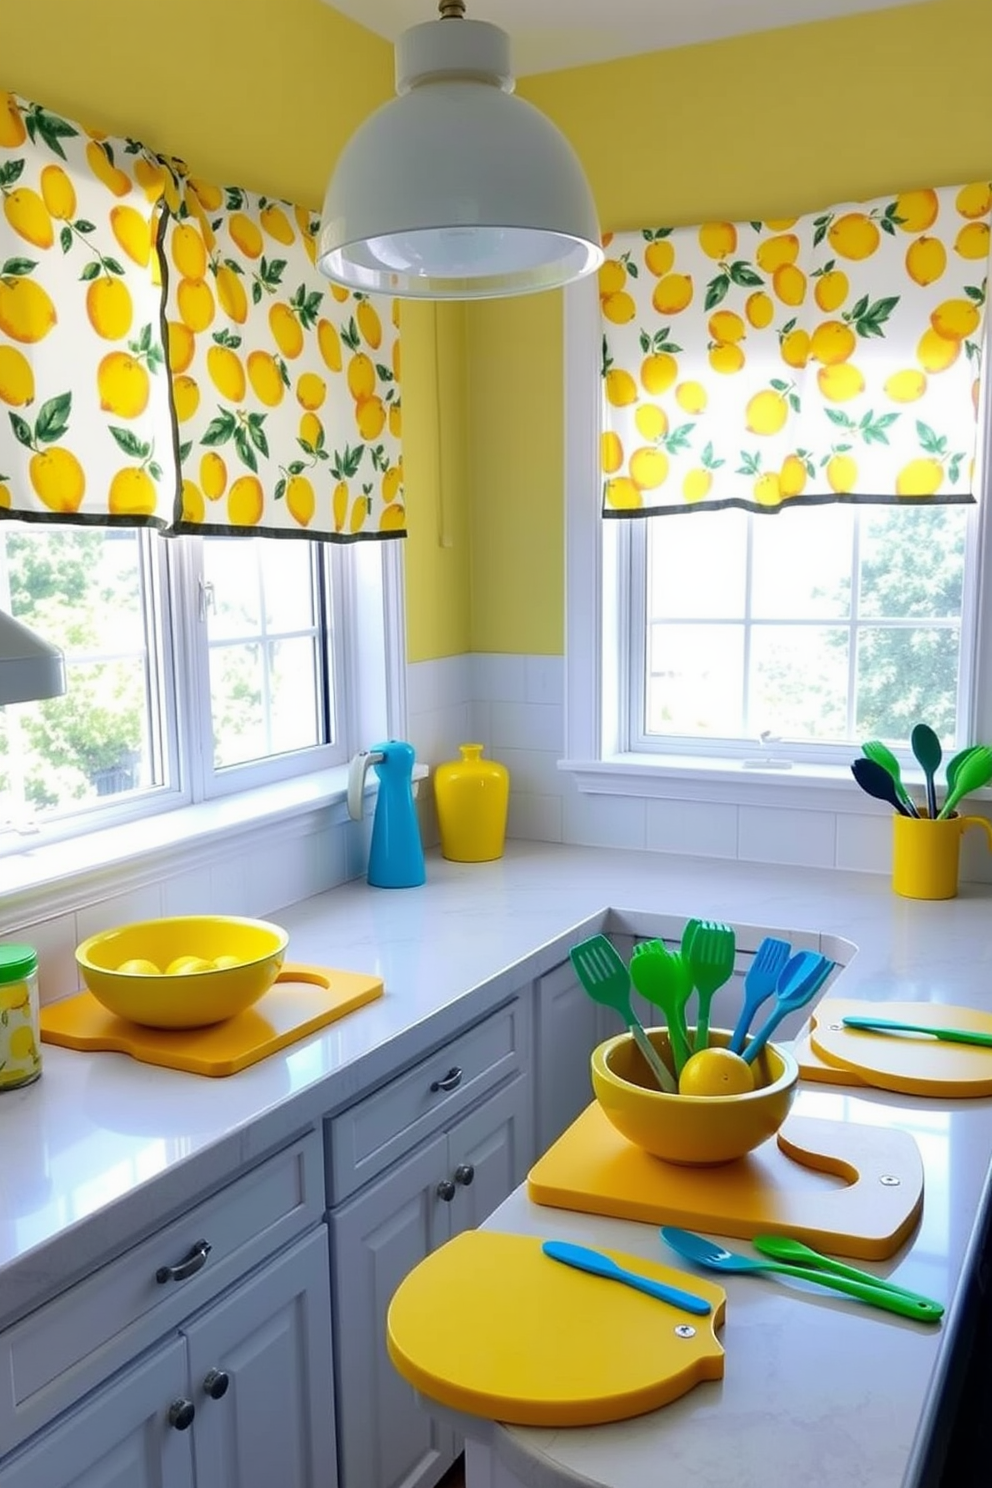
[647,510,747,618]
[203,536,326,772]
[646,624,744,735]
[751,506,853,620]
[855,626,961,744]
[859,506,966,620]
[750,626,850,741]
[0,526,160,824]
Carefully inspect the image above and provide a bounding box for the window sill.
[0,763,428,918]
[559,752,991,815]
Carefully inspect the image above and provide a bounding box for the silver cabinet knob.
[203,1368,230,1400]
[168,1398,196,1431]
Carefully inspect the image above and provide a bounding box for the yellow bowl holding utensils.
[591,1026,798,1165]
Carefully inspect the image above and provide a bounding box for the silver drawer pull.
[430,1066,462,1094]
[168,1398,196,1431]
[156,1238,212,1284]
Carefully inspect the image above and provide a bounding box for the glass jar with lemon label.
[0,944,41,1090]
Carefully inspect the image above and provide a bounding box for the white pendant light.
[318,0,604,300]
[0,610,65,705]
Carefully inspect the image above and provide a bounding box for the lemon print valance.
[600,183,990,517]
[0,90,404,540]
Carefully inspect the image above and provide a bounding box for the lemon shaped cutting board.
[807,998,992,1098]
[387,1230,725,1427]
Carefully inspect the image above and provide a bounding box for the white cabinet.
[1,1338,192,1488]
[328,1029,533,1488]
[0,1139,335,1488]
[185,1227,335,1488]
[534,959,613,1153]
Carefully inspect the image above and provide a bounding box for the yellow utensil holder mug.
[892,812,992,899]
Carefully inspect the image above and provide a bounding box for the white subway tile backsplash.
[562,790,647,851]
[473,653,527,703]
[490,700,563,753]
[646,798,738,859]
[525,655,564,706]
[497,748,564,797]
[835,811,893,875]
[507,792,563,843]
[738,805,836,869]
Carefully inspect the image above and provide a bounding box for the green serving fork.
[752,1235,944,1313]
[684,920,737,1053]
[862,739,919,817]
[842,1014,992,1048]
[569,935,678,1092]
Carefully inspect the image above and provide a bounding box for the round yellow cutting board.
[809,999,992,1097]
[387,1230,725,1427]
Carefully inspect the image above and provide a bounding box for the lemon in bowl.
[76,915,289,1029]
[590,1027,798,1166]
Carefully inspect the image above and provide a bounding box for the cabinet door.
[447,1076,533,1236]
[184,1228,336,1488]
[1,1338,191,1488]
[535,961,612,1152]
[329,1133,456,1488]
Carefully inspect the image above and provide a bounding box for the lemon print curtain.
[0,89,404,540]
[163,174,403,537]
[600,183,990,516]
[0,93,176,524]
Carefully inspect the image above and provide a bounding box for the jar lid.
[0,944,38,983]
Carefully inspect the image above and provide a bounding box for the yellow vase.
[434,744,509,863]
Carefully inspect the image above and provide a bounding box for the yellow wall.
[470,0,992,655]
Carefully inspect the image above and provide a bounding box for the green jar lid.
[0,944,38,983]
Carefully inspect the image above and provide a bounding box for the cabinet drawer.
[0,1131,323,1455]
[326,997,531,1204]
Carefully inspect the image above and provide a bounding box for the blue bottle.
[347,740,426,889]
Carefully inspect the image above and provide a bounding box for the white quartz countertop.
[2,838,992,1488]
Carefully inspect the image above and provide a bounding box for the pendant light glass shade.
[0,610,65,705]
[318,13,603,300]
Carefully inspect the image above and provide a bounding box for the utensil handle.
[694,992,715,1054]
[842,1016,992,1048]
[741,1006,786,1065]
[542,1242,711,1315]
[752,1238,942,1308]
[729,986,773,1054]
[630,1022,679,1093]
[765,1262,943,1321]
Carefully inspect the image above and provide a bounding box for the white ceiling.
[323,0,934,75]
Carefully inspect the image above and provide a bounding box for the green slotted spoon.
[630,938,694,1080]
[862,740,918,817]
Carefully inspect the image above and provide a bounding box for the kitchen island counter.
[0,839,990,1488]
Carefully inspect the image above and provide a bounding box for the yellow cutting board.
[527,1104,923,1260]
[387,1230,726,1427]
[801,998,992,1098]
[39,964,383,1076]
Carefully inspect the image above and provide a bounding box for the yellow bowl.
[591,1027,798,1166]
[75,915,289,1029]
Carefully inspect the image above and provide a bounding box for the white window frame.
[560,275,992,809]
[0,531,408,884]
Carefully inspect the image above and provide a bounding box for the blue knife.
[542,1240,712,1315]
